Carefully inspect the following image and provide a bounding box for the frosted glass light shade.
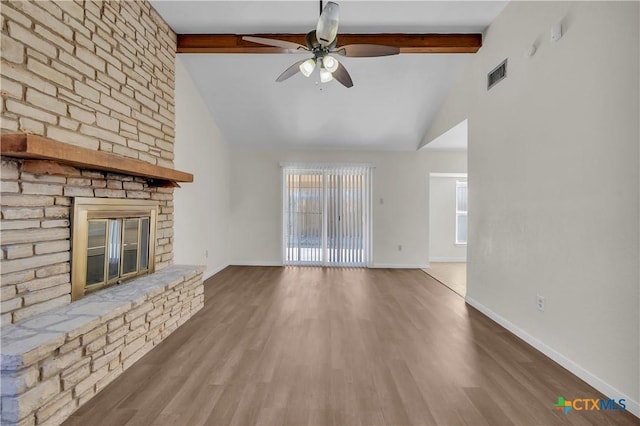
[320,68,333,83]
[299,59,316,77]
[323,55,339,73]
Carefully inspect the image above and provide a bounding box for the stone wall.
[0,0,176,165]
[1,265,204,426]
[0,1,178,325]
[0,159,175,326]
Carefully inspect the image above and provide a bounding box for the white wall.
[174,57,230,279]
[229,148,466,267]
[425,1,639,414]
[429,175,467,261]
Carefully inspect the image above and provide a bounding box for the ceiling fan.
[242,1,400,88]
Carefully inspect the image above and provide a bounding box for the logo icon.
[555,397,572,414]
[553,397,626,414]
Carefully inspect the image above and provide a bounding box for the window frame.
[455,180,468,245]
[281,163,373,267]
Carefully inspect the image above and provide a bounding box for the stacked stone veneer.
[1,265,204,426]
[0,0,176,167]
[1,0,178,325]
[0,158,176,326]
[0,2,206,425]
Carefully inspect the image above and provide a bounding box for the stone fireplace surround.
[0,0,182,327]
[0,0,206,423]
[0,154,204,426]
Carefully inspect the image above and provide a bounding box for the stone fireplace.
[0,132,191,326]
[0,144,205,426]
[1,1,205,425]
[0,0,185,327]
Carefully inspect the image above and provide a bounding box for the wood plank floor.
[423,262,467,297]
[64,267,638,426]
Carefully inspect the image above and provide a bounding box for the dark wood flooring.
[64,266,638,425]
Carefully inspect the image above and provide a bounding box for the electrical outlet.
[204,250,209,259]
[536,294,545,312]
[398,245,402,252]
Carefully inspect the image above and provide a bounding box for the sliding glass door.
[283,170,324,264]
[283,165,372,267]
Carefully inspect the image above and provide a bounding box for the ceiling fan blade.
[316,2,340,47]
[242,36,308,52]
[276,59,307,82]
[332,62,353,88]
[334,44,400,58]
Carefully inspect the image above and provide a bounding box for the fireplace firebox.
[71,198,158,300]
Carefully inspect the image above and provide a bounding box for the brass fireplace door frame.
[71,197,158,301]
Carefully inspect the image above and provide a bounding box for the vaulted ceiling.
[150,1,508,151]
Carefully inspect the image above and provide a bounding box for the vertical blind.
[282,164,372,267]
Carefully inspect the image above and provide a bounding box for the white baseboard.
[371,263,430,269]
[230,261,283,267]
[429,257,467,262]
[230,262,430,269]
[465,296,640,419]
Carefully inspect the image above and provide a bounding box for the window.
[282,164,372,267]
[455,180,468,244]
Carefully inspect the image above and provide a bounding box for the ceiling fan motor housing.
[305,30,337,55]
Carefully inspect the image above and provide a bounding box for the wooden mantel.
[0,133,193,186]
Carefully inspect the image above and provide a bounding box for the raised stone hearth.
[1,265,204,426]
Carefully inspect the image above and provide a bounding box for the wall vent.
[487,59,507,90]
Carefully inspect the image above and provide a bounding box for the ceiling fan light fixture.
[299,58,316,77]
[320,68,334,83]
[244,1,400,88]
[322,55,339,73]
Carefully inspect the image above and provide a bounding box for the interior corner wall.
[174,56,230,279]
[228,148,430,268]
[425,1,639,413]
[228,148,466,268]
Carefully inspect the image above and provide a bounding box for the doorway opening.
[422,118,469,296]
[426,173,467,296]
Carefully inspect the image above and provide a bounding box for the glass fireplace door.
[84,216,151,294]
[72,198,158,301]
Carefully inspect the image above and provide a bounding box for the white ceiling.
[150,1,508,151]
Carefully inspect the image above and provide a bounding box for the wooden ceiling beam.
[177,33,482,54]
